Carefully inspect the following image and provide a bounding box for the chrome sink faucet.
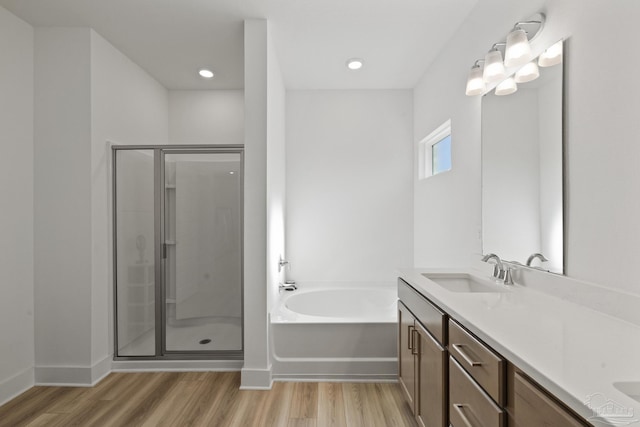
[526,252,548,267]
[482,253,504,278]
[482,253,514,285]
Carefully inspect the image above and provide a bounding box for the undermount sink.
[613,382,640,403]
[421,272,511,293]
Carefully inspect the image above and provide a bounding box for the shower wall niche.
[113,146,243,360]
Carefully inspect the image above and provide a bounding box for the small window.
[419,119,452,179]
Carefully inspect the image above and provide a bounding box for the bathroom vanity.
[397,269,640,427]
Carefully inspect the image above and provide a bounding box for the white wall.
[242,19,271,388]
[0,6,35,404]
[169,90,243,144]
[551,0,640,293]
[33,27,169,384]
[34,27,93,382]
[90,30,169,374]
[286,90,413,283]
[266,24,287,313]
[414,0,640,296]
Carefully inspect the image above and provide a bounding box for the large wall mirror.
[482,40,564,274]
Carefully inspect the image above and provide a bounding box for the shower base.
[118,316,241,356]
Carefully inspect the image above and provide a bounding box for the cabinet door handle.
[411,328,419,355]
[452,404,475,427]
[451,344,483,367]
[407,325,415,350]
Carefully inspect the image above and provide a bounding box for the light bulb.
[465,65,485,96]
[346,58,363,70]
[198,69,214,79]
[483,50,506,83]
[538,40,563,67]
[504,28,532,68]
[495,77,517,96]
[515,61,540,83]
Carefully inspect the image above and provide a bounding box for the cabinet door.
[416,322,447,427]
[398,302,416,412]
[513,372,588,427]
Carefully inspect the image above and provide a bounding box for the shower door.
[113,146,243,359]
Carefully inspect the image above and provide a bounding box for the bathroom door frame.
[111,145,244,361]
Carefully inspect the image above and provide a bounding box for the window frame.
[419,119,452,180]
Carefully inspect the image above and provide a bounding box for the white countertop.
[398,267,640,427]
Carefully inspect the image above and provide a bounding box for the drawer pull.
[452,344,483,367]
[408,325,415,350]
[411,328,419,355]
[453,404,475,427]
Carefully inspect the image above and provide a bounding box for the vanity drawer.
[449,319,505,405]
[513,371,588,427]
[398,278,446,344]
[450,357,504,427]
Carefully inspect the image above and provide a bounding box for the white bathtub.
[271,283,398,381]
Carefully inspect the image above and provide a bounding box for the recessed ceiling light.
[198,69,214,79]
[346,58,364,70]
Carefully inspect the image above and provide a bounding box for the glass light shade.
[515,61,540,83]
[483,50,506,83]
[465,66,485,96]
[538,41,563,67]
[495,77,517,96]
[504,28,532,67]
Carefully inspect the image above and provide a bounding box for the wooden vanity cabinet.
[398,277,593,427]
[415,321,447,427]
[398,301,417,409]
[398,279,448,427]
[450,357,504,427]
[449,319,505,405]
[509,368,591,427]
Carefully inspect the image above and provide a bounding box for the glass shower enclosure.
[112,146,243,359]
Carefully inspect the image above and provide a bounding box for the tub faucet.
[526,252,548,267]
[278,256,289,272]
[279,282,297,292]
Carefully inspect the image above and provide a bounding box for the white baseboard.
[91,355,113,384]
[0,367,35,407]
[240,366,273,389]
[35,355,113,386]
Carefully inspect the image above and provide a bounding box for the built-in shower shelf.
[127,282,153,288]
[127,302,154,308]
[165,240,176,245]
[165,184,176,189]
[166,298,176,304]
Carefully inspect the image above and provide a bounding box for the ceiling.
[0,0,478,90]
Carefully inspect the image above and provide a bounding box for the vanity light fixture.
[198,68,215,79]
[465,13,544,96]
[495,77,517,96]
[514,61,540,83]
[465,60,486,96]
[504,27,533,67]
[483,44,507,83]
[538,40,563,67]
[346,58,364,70]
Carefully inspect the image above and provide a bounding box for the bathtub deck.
[0,371,418,427]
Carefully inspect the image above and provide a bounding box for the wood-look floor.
[0,372,418,427]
